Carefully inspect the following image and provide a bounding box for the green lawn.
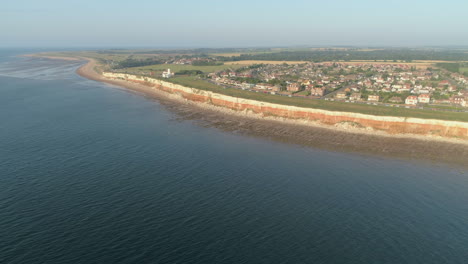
[165,76,468,122]
[428,104,466,111]
[294,90,310,96]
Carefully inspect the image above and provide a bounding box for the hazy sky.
[2,0,468,48]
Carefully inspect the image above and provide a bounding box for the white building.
[367,95,380,102]
[418,94,430,104]
[162,69,174,78]
[405,95,418,105]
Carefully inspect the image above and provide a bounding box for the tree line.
[113,58,165,69]
[216,49,468,62]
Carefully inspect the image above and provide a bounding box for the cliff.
[102,72,468,140]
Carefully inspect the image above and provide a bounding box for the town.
[101,48,468,112]
[205,62,467,108]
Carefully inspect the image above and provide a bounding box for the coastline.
[71,58,468,165]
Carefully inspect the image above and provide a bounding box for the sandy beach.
[72,58,468,166]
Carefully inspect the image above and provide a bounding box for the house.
[392,84,402,90]
[376,77,385,83]
[367,95,380,102]
[271,85,281,92]
[459,90,468,97]
[256,83,272,90]
[363,80,373,87]
[349,85,360,92]
[310,87,325,97]
[336,92,347,99]
[418,94,430,104]
[287,83,300,92]
[162,69,174,78]
[439,80,450,87]
[400,83,412,92]
[450,96,466,107]
[381,87,391,93]
[418,89,430,94]
[447,85,456,92]
[350,93,362,101]
[241,83,255,89]
[405,95,418,105]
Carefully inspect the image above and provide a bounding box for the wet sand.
[22,54,82,61]
[75,59,468,167]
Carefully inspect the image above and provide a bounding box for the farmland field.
[121,63,244,74]
[225,60,307,65]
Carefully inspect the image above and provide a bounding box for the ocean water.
[1,49,468,264]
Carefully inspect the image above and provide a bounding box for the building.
[350,93,362,101]
[418,94,430,104]
[287,83,300,92]
[450,96,466,107]
[367,95,380,102]
[271,85,281,92]
[405,95,418,105]
[241,83,255,89]
[162,69,174,78]
[255,83,270,90]
[310,87,325,97]
[335,92,347,99]
[439,80,450,87]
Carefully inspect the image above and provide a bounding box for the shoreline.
[71,58,468,166]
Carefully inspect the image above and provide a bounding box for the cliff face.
[102,72,468,140]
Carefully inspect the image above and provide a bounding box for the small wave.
[0,58,83,80]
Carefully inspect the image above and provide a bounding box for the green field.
[294,90,310,96]
[461,67,468,74]
[123,64,244,74]
[164,76,468,122]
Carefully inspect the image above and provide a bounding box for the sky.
[2,0,468,48]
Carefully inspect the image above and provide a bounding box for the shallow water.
[1,49,468,264]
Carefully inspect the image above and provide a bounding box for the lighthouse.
[162,69,174,78]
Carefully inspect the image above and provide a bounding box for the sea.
[1,49,468,264]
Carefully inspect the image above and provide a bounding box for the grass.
[165,76,468,122]
[460,67,468,74]
[429,104,466,111]
[123,63,244,74]
[294,90,310,96]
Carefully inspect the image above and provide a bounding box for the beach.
[73,58,468,166]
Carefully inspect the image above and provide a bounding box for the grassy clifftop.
[165,76,468,122]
